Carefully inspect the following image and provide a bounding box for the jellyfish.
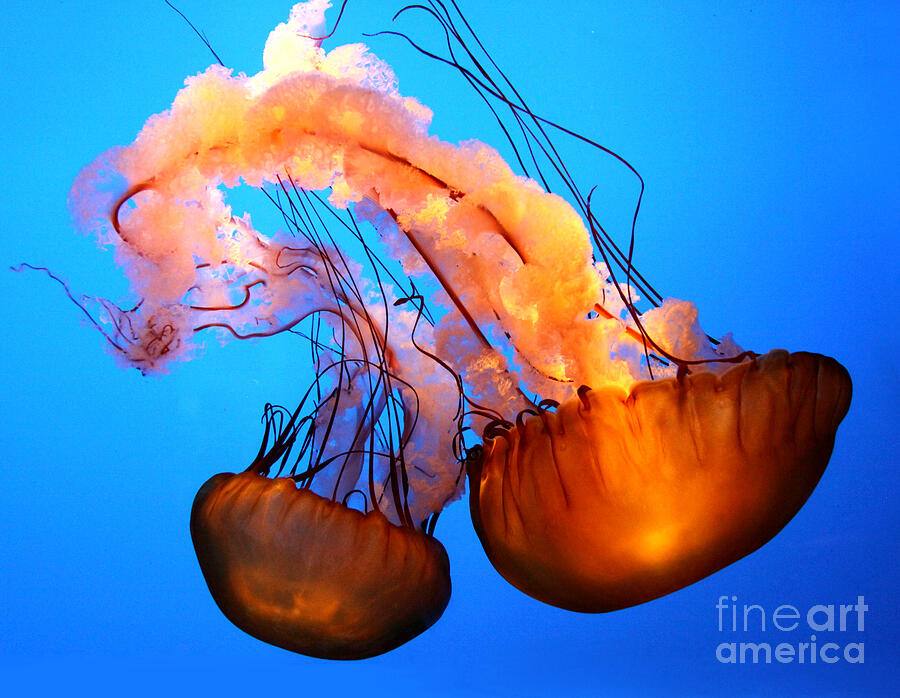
[59,0,851,655]
[183,216,458,658]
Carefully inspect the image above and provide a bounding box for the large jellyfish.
[58,0,850,656]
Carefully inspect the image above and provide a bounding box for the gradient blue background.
[3,1,898,695]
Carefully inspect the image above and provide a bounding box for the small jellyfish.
[192,470,450,658]
[191,367,454,659]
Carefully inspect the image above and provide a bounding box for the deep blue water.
[3,2,897,695]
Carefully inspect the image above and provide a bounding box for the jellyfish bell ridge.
[467,349,852,613]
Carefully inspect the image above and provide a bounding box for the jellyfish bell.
[191,471,451,659]
[467,349,852,612]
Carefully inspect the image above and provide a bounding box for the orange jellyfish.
[372,2,853,612]
[66,0,475,657]
[60,0,852,655]
[191,351,455,658]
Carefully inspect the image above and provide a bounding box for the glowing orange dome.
[467,350,852,612]
[191,472,452,659]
